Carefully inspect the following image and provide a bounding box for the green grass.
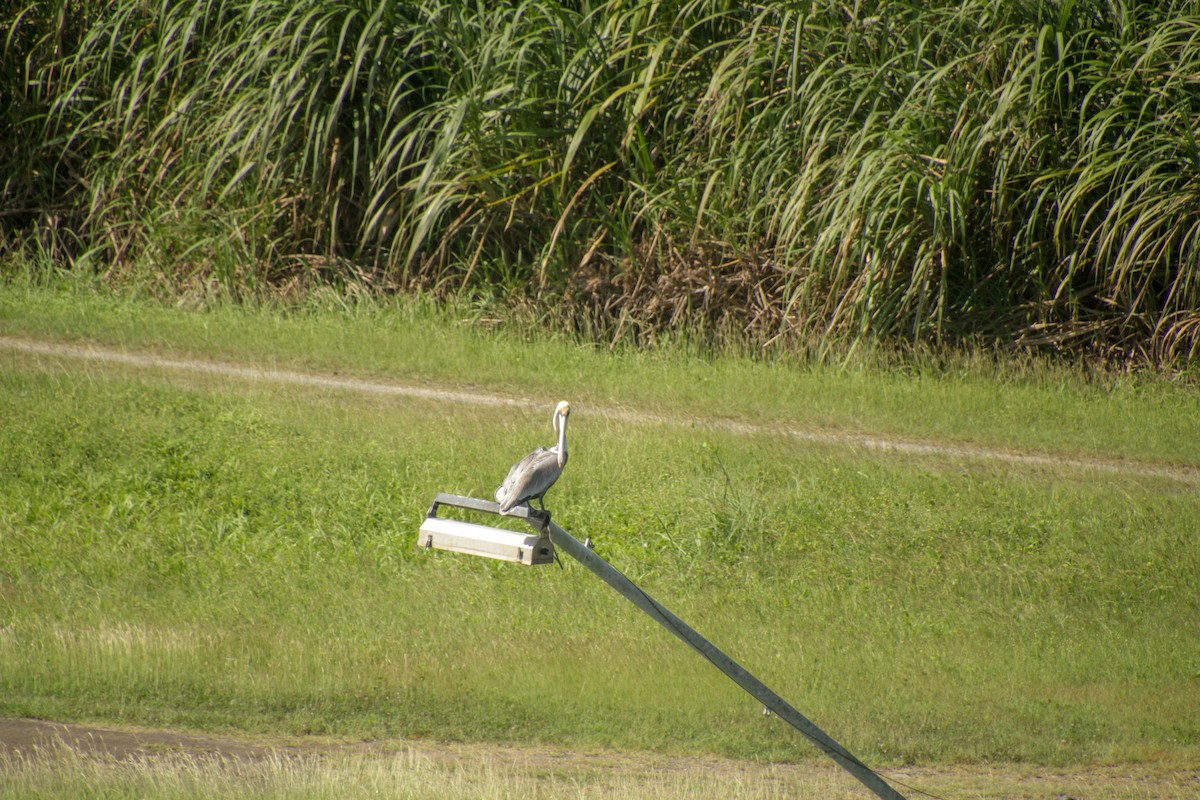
[3,281,1199,467]
[2,286,1199,768]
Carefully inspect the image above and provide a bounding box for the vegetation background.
[5,0,1200,364]
[3,1,1200,794]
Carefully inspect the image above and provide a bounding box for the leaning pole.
[420,493,907,800]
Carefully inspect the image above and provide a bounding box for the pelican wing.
[495,447,564,512]
[495,446,545,504]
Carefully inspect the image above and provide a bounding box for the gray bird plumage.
[495,401,570,514]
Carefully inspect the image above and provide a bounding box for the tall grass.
[4,1,1200,361]
[2,748,1195,800]
[1,748,843,800]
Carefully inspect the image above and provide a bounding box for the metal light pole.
[420,493,907,800]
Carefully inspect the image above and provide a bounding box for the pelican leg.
[528,506,551,531]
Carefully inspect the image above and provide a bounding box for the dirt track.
[3,717,1198,800]
[3,336,1197,485]
[0,717,283,763]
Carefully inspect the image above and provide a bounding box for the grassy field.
[4,281,1199,465]
[2,284,1199,783]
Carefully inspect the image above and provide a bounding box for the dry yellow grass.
[1,719,1197,800]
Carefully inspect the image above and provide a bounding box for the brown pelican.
[495,401,571,515]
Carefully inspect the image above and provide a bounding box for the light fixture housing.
[418,493,555,565]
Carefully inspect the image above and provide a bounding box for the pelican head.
[553,400,571,430]
[552,401,571,467]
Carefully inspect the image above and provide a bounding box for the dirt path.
[3,336,1196,485]
[2,717,1197,800]
[0,717,282,763]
